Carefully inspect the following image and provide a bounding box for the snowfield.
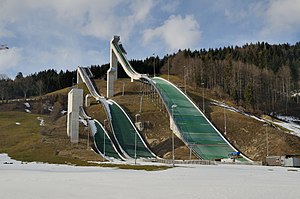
[0,154,299,199]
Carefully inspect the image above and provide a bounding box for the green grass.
[0,111,98,165]
[0,111,169,170]
[90,163,170,171]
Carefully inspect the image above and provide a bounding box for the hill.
[3,75,299,163]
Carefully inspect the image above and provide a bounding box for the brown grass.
[2,74,300,164]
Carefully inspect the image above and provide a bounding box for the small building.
[266,155,300,167]
[266,156,284,166]
[284,155,300,167]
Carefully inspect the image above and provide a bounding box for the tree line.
[1,41,299,115]
[162,42,300,114]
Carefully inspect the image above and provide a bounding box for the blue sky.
[1,0,300,78]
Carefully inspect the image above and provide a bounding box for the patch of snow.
[276,115,300,123]
[0,153,299,199]
[88,120,97,136]
[25,109,31,113]
[48,106,53,112]
[61,110,67,115]
[15,122,21,125]
[24,102,30,108]
[272,121,300,137]
[80,119,87,126]
[37,117,45,126]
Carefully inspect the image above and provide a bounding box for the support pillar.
[107,36,119,98]
[67,88,83,143]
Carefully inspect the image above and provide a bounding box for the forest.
[0,41,300,115]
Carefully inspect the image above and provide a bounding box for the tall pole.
[153,53,156,77]
[266,126,269,157]
[87,125,90,150]
[224,101,227,135]
[139,95,143,113]
[285,92,288,114]
[189,144,192,161]
[202,82,205,114]
[122,81,125,96]
[168,58,170,81]
[184,66,187,94]
[103,119,107,156]
[171,104,177,167]
[134,129,137,165]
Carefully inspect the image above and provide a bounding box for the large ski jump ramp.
[77,67,156,161]
[109,35,251,162]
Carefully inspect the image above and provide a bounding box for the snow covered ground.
[1,154,299,199]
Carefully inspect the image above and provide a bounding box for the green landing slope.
[152,77,249,161]
[93,120,123,160]
[108,101,155,158]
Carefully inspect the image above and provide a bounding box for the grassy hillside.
[0,111,104,165]
[1,75,300,163]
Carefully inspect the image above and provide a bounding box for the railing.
[147,159,216,165]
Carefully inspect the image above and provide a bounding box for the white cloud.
[129,0,155,22]
[0,0,158,77]
[143,15,201,50]
[161,0,179,13]
[261,0,300,36]
[0,47,23,75]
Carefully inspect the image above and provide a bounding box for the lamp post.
[153,53,156,77]
[122,81,125,96]
[133,128,137,165]
[139,94,143,113]
[168,58,170,81]
[263,123,269,157]
[171,104,177,167]
[87,124,90,150]
[201,82,205,114]
[103,119,108,156]
[223,101,227,135]
[189,143,194,161]
[184,66,187,94]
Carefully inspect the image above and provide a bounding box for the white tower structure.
[107,36,119,98]
[67,88,83,143]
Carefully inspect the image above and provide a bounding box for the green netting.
[94,121,121,159]
[109,102,154,158]
[152,77,248,161]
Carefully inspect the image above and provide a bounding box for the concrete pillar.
[85,94,91,107]
[67,88,83,143]
[107,37,118,98]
